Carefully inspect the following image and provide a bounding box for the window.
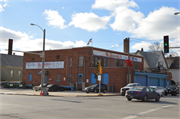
[120,61,124,67]
[69,57,72,67]
[57,74,60,82]
[29,74,32,81]
[91,56,94,65]
[99,58,103,65]
[135,63,138,69]
[146,88,150,91]
[95,57,98,66]
[104,58,107,67]
[79,56,83,66]
[69,74,71,83]
[158,61,163,66]
[10,70,13,77]
[116,60,119,67]
[18,71,21,77]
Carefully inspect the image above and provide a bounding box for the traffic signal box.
[97,60,102,75]
[8,39,13,55]
[164,36,169,53]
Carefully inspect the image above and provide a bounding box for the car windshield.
[90,84,98,87]
[169,85,177,88]
[131,87,143,91]
[126,84,136,87]
[47,85,53,87]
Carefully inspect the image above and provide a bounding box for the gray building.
[0,54,23,83]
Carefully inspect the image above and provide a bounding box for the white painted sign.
[98,75,101,81]
[26,61,64,69]
[93,50,142,62]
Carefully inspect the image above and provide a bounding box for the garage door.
[135,75,147,86]
[160,78,165,87]
[149,77,159,86]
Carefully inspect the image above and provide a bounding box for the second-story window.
[116,60,119,67]
[120,60,124,67]
[69,57,72,67]
[10,70,13,77]
[104,58,107,67]
[79,56,83,66]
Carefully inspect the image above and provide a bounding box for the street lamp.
[174,12,180,15]
[30,23,46,95]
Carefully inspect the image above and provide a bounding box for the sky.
[0,0,180,56]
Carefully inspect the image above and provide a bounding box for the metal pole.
[41,29,45,95]
[127,38,130,84]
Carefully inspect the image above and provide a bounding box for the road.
[0,94,179,119]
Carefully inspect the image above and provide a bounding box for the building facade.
[22,47,144,92]
[1,54,23,82]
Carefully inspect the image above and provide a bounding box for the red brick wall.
[23,47,144,92]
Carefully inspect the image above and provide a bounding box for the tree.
[148,42,163,51]
[149,42,179,56]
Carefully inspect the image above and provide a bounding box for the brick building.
[22,46,144,92]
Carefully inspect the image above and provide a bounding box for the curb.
[0,92,121,97]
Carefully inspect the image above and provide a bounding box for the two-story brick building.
[22,46,144,92]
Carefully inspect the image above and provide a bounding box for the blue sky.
[0,0,180,56]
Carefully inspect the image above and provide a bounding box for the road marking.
[122,105,175,119]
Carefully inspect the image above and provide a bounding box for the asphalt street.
[0,93,179,119]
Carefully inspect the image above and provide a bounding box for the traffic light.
[94,73,97,79]
[100,66,102,75]
[126,59,132,69]
[164,36,169,53]
[45,71,49,75]
[8,39,13,55]
[97,60,100,74]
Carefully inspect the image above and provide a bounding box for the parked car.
[33,83,48,91]
[120,83,141,96]
[46,84,64,91]
[85,84,107,93]
[149,86,165,97]
[126,86,161,102]
[164,85,179,96]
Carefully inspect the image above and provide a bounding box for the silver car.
[149,86,165,97]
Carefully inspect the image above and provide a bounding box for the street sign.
[98,75,101,81]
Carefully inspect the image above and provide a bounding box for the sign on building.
[25,61,64,69]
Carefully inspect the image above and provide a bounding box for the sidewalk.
[0,88,121,97]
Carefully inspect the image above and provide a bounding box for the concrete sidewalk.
[0,88,121,97]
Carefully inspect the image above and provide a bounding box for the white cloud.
[0,27,86,55]
[132,7,180,40]
[0,0,8,12]
[131,41,152,51]
[62,7,64,9]
[69,12,111,32]
[43,10,68,29]
[110,6,144,32]
[92,0,138,11]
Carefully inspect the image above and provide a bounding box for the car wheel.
[103,89,107,93]
[161,92,164,97]
[156,95,160,102]
[143,96,147,102]
[164,93,167,96]
[86,91,89,93]
[94,89,97,93]
[127,98,132,101]
[61,88,64,91]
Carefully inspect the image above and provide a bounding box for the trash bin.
[17,84,25,88]
[6,83,15,88]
